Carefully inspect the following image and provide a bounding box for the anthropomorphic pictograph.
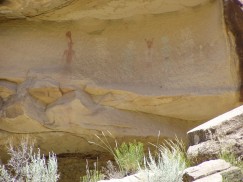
[63,31,75,65]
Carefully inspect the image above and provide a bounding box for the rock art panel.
[0,0,238,94]
[0,0,242,161]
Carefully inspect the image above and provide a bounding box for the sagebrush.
[143,139,188,182]
[0,137,59,182]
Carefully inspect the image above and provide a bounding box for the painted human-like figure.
[145,38,154,49]
[63,31,75,65]
[144,38,154,66]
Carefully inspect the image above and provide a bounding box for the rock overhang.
[0,0,240,126]
[0,0,212,21]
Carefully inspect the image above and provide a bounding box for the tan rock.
[85,85,239,121]
[183,159,231,181]
[0,81,17,100]
[28,87,62,104]
[46,91,93,127]
[0,0,239,121]
[0,94,50,133]
[59,87,74,94]
[182,159,243,182]
[4,102,24,118]
[0,75,200,161]
[0,0,74,19]
[0,77,24,84]
[28,79,62,105]
[45,89,193,138]
[98,172,147,182]
[0,0,212,20]
[193,173,222,182]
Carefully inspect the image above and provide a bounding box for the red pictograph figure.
[144,38,154,67]
[66,31,73,43]
[145,38,154,49]
[63,31,75,65]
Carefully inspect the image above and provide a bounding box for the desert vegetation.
[0,134,242,182]
[143,139,188,182]
[0,137,59,182]
[219,150,243,173]
[81,132,188,182]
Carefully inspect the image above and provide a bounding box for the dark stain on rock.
[0,0,9,5]
[223,0,243,101]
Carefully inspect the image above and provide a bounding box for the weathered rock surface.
[0,76,202,158]
[98,172,147,182]
[0,0,74,20]
[0,0,213,20]
[0,80,16,100]
[182,159,243,182]
[187,105,243,164]
[28,78,63,105]
[0,0,242,166]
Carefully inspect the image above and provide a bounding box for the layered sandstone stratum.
[0,0,241,156]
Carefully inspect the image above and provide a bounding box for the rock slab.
[183,159,243,182]
[187,105,243,164]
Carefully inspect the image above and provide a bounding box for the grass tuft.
[219,150,243,172]
[81,159,104,182]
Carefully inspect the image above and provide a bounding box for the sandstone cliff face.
[0,0,241,156]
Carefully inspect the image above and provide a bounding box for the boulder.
[182,159,243,182]
[187,105,243,164]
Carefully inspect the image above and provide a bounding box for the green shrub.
[88,132,189,181]
[0,137,59,182]
[88,131,144,178]
[114,141,144,174]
